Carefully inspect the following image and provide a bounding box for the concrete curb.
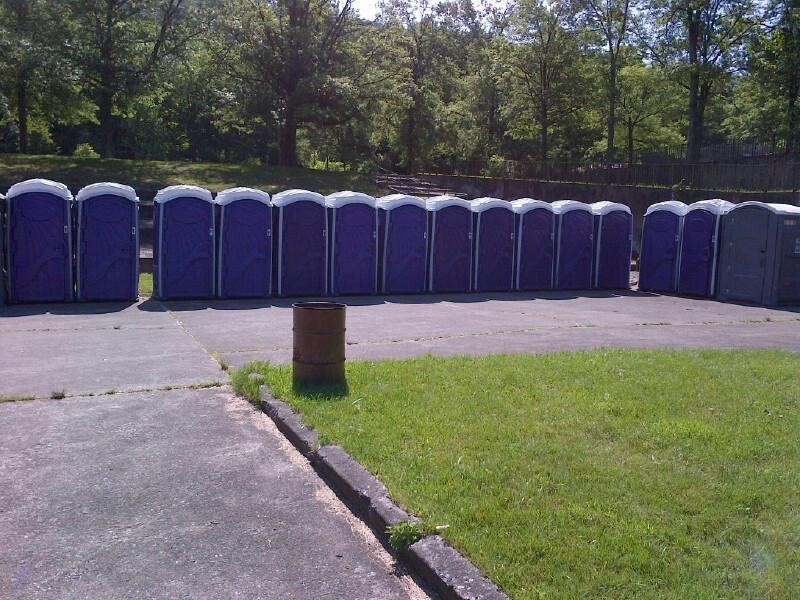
[259,387,509,600]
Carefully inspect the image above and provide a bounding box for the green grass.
[138,272,153,297]
[0,154,381,197]
[233,350,800,599]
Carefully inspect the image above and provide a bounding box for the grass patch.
[139,272,153,296]
[234,350,800,599]
[0,154,381,197]
[0,394,37,403]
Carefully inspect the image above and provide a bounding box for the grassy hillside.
[0,154,383,199]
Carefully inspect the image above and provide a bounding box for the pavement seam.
[165,309,232,373]
[0,381,228,403]
[259,390,510,600]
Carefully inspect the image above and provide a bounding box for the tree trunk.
[607,51,617,165]
[16,75,29,154]
[686,7,702,164]
[280,105,299,167]
[539,99,549,162]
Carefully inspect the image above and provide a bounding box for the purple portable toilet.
[326,191,378,296]
[75,183,139,301]
[153,185,215,299]
[552,200,593,290]
[216,187,272,298]
[6,179,73,303]
[511,199,555,290]
[427,196,473,293]
[677,199,733,297]
[591,201,633,290]
[472,198,515,292]
[377,194,428,294]
[273,189,327,297]
[639,201,688,293]
[0,193,5,305]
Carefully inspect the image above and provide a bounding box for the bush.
[73,143,100,158]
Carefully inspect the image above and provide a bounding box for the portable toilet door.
[75,183,139,301]
[6,179,73,303]
[511,199,555,290]
[216,187,272,298]
[153,185,215,299]
[0,193,5,305]
[273,189,327,297]
[591,201,633,290]
[638,201,688,293]
[428,196,473,293]
[677,199,733,297]
[377,194,428,294]
[472,198,515,292]
[326,191,378,296]
[717,202,800,306]
[552,200,594,290]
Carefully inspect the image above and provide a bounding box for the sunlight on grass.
[233,349,800,599]
[138,272,153,296]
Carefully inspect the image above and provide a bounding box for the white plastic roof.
[271,189,325,207]
[325,190,376,208]
[376,194,427,210]
[510,198,552,214]
[591,201,631,215]
[154,185,213,204]
[644,201,688,216]
[7,178,72,201]
[76,182,138,203]
[426,195,472,211]
[686,199,734,215]
[551,200,592,214]
[727,201,800,215]
[471,198,511,212]
[215,187,271,206]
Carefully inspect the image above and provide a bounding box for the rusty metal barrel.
[292,301,347,387]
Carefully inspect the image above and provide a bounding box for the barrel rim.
[292,301,346,310]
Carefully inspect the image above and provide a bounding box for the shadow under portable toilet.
[5,178,74,304]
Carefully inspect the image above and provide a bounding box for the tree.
[576,0,632,164]
[64,0,196,157]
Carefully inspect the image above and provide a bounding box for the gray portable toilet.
[717,202,800,306]
[0,192,5,306]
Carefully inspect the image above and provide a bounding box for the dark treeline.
[1,0,798,174]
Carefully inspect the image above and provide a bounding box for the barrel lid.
[215,187,271,205]
[426,195,472,211]
[272,189,325,207]
[76,182,138,203]
[376,194,427,210]
[644,201,688,216]
[471,197,510,212]
[510,198,552,214]
[727,201,800,216]
[154,185,213,204]
[325,190,376,208]
[7,178,72,201]
[591,201,631,215]
[551,200,591,214]
[686,199,733,215]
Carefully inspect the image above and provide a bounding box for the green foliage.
[386,520,429,552]
[73,143,99,159]
[239,350,800,599]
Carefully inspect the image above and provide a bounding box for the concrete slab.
[0,301,224,399]
[0,387,429,600]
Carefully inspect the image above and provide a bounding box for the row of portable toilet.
[1,179,139,304]
[639,199,800,305]
[152,188,633,299]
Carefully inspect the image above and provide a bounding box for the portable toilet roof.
[471,197,509,212]
[154,184,213,203]
[76,182,138,203]
[686,199,733,214]
[427,196,472,211]
[7,178,73,201]
[552,200,592,214]
[325,190,376,208]
[377,194,427,210]
[272,189,324,206]
[591,201,631,215]
[728,201,800,215]
[511,198,551,213]
[645,201,688,216]
[215,187,270,205]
